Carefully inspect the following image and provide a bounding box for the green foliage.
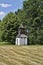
[1,12,21,44]
[0,0,43,44]
[23,0,43,44]
[0,20,3,42]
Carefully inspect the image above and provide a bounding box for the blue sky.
[0,0,24,20]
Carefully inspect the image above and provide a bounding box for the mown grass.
[0,45,43,65]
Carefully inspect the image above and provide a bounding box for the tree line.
[0,0,43,44]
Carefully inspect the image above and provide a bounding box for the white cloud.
[0,3,12,8]
[0,11,5,20]
[0,11,5,16]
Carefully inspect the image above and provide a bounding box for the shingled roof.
[16,34,27,38]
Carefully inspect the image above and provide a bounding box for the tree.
[23,0,43,44]
[1,12,21,44]
[1,0,43,44]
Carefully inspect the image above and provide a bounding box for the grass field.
[0,45,43,65]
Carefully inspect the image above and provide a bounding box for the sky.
[0,0,24,20]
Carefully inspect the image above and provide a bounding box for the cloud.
[0,3,12,8]
[0,11,5,20]
[0,11,5,16]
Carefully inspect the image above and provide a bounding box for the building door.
[20,37,24,45]
[24,37,27,45]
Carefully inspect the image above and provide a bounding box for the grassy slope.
[0,42,11,45]
[0,45,43,65]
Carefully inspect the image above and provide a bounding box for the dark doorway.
[27,38,29,45]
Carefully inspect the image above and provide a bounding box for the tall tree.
[1,0,43,44]
[23,0,43,44]
[1,12,21,44]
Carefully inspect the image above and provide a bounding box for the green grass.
[0,45,43,65]
[0,42,12,45]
